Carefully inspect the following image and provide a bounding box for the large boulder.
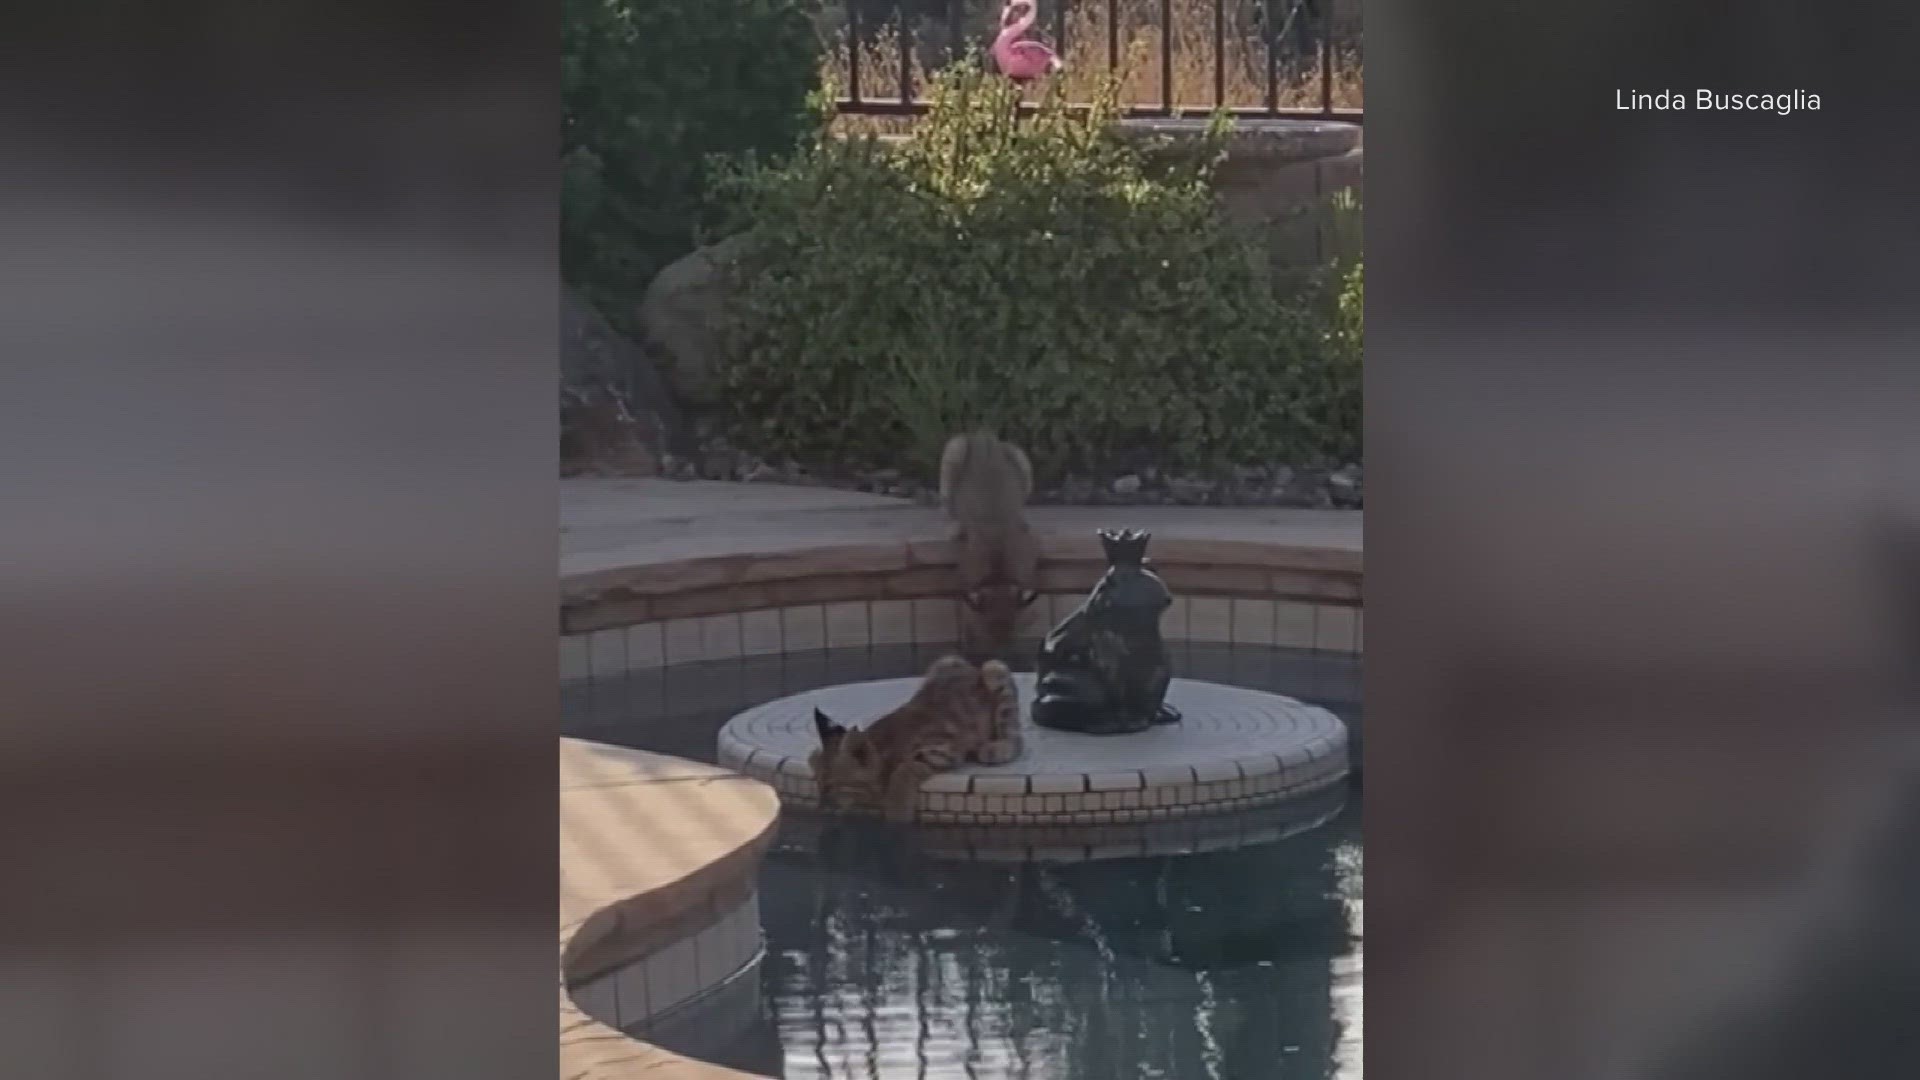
[561,287,684,435]
[559,385,660,478]
[560,287,685,475]
[635,234,749,410]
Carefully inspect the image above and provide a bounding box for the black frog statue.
[1030,529,1183,735]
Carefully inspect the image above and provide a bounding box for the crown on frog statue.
[1098,528,1152,568]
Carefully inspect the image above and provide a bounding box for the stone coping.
[559,481,1362,634]
[1115,116,1362,163]
[563,533,1362,636]
[719,674,1350,825]
[559,739,781,1080]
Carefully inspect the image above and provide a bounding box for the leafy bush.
[562,0,823,329]
[716,62,1358,477]
[1308,257,1362,463]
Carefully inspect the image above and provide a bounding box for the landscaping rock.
[1167,477,1212,504]
[1059,474,1105,499]
[699,448,739,481]
[658,452,702,481]
[559,385,661,478]
[561,286,684,450]
[637,234,750,410]
[1111,474,1143,495]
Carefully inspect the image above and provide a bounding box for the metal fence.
[828,0,1362,121]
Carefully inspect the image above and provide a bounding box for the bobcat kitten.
[939,431,1041,660]
[808,655,1023,821]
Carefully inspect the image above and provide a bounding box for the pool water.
[564,642,1362,1080]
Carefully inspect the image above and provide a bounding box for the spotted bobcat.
[808,655,1024,821]
[939,431,1041,660]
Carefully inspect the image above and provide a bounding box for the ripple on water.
[759,807,1362,1080]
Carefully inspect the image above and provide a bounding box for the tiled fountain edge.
[562,533,1362,636]
[564,593,1362,677]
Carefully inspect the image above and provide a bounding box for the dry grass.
[822,0,1361,135]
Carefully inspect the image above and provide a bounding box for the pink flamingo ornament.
[991,0,1062,84]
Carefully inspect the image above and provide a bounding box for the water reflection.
[760,804,1362,1080]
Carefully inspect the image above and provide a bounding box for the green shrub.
[716,63,1357,477]
[562,0,823,330]
[1307,257,1362,463]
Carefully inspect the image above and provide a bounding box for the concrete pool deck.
[561,478,1362,578]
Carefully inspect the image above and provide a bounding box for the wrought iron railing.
[826,0,1362,121]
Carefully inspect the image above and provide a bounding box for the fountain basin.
[718,673,1348,826]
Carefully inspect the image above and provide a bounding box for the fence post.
[848,7,864,106]
[1319,0,1334,114]
[898,2,914,104]
[1263,0,1279,115]
[1212,0,1226,109]
[1107,0,1119,73]
[1160,0,1173,114]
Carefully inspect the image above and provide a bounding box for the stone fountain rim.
[717,672,1351,825]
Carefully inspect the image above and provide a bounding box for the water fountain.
[716,529,1352,830]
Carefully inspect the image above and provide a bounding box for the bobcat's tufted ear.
[813,707,845,747]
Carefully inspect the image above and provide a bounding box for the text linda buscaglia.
[1614,89,1821,115]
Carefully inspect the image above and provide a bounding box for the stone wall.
[1117,117,1363,267]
